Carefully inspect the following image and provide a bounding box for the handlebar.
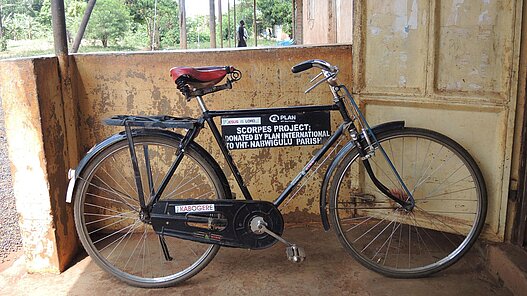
[291,59,339,93]
[291,59,338,74]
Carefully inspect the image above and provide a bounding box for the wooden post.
[218,0,223,48]
[227,0,231,47]
[209,0,216,48]
[179,0,187,49]
[233,0,237,46]
[293,0,303,45]
[253,0,257,47]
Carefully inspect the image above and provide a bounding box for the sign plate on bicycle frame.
[174,204,215,213]
[221,111,331,149]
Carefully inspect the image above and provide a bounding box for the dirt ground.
[0,97,21,266]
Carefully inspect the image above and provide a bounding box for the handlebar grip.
[291,60,315,73]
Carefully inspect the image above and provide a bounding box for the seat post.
[196,96,209,112]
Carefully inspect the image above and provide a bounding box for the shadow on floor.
[0,225,512,296]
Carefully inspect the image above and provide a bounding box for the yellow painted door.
[352,0,523,240]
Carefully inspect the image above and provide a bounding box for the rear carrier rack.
[104,115,198,130]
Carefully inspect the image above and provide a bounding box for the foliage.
[85,0,130,47]
[257,0,292,36]
[187,15,209,44]
[0,0,293,55]
[5,12,49,40]
[220,0,292,42]
[0,36,6,51]
[37,0,51,27]
[125,0,179,49]
[1,0,45,40]
[65,0,87,35]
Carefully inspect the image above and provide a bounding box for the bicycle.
[66,59,487,288]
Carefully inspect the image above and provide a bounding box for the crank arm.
[253,218,291,246]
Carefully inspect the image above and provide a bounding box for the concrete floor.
[0,225,511,296]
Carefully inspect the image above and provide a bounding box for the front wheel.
[73,134,229,288]
[329,128,487,278]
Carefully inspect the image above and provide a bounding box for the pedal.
[250,216,307,263]
[286,245,306,263]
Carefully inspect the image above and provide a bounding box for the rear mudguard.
[319,121,405,231]
[66,129,232,203]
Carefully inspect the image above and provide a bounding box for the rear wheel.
[329,128,487,277]
[74,134,228,287]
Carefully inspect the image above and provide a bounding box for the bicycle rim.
[74,135,225,287]
[330,128,487,277]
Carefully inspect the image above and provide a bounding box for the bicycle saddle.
[170,66,233,89]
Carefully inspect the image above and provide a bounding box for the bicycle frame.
[68,61,487,286]
[142,84,414,212]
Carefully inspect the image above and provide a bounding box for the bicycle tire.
[329,127,487,278]
[74,133,229,288]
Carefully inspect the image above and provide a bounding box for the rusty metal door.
[352,0,523,241]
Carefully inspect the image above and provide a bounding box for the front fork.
[350,128,414,210]
[333,84,415,211]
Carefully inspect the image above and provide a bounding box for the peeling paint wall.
[353,0,523,241]
[73,45,353,220]
[0,58,76,273]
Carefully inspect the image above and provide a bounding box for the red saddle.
[170,66,233,89]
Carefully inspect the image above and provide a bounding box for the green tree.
[6,13,42,39]
[37,0,51,26]
[125,0,179,49]
[257,0,292,36]
[1,0,42,43]
[86,0,130,47]
[0,2,6,51]
[187,15,209,44]
[219,0,292,45]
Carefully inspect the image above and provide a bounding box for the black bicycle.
[66,59,487,288]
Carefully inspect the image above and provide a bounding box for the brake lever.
[305,71,334,94]
[309,71,324,83]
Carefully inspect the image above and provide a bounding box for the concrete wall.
[0,45,352,272]
[73,45,353,221]
[0,58,77,273]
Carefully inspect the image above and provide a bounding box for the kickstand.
[158,235,173,261]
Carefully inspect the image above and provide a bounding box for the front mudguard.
[319,121,405,231]
[65,129,232,204]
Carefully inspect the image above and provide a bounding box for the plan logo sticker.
[174,204,215,213]
[221,117,261,126]
[269,114,296,123]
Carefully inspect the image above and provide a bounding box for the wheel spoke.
[330,129,485,277]
[86,210,136,225]
[413,151,456,192]
[74,136,224,287]
[103,219,142,256]
[111,155,138,194]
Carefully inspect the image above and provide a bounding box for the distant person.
[237,20,248,47]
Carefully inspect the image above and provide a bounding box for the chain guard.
[150,199,284,250]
